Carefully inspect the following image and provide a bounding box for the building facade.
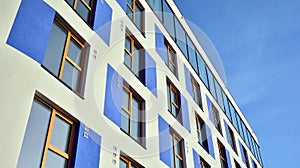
[0,0,263,168]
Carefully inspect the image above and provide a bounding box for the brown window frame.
[167,79,180,118]
[120,152,144,168]
[170,130,185,168]
[195,114,209,152]
[165,39,177,77]
[218,140,228,168]
[199,157,211,168]
[126,0,145,32]
[65,0,95,26]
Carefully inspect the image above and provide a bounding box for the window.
[121,82,145,145]
[165,40,177,76]
[167,79,180,118]
[252,160,258,168]
[120,153,144,168]
[191,75,202,108]
[43,15,89,95]
[17,97,76,168]
[234,160,241,168]
[212,105,222,134]
[124,32,144,81]
[195,115,209,152]
[242,145,250,168]
[171,133,185,168]
[126,0,144,32]
[199,157,211,168]
[228,126,237,153]
[65,0,94,25]
[218,140,228,168]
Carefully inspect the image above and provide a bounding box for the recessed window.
[121,82,145,145]
[65,0,94,25]
[218,140,229,168]
[242,145,250,168]
[199,157,211,168]
[120,152,144,168]
[228,126,237,153]
[17,97,77,168]
[212,105,222,134]
[126,0,144,32]
[191,75,202,108]
[165,40,177,76]
[234,160,241,168]
[195,115,209,152]
[124,32,144,82]
[43,14,89,96]
[171,132,185,168]
[167,79,180,118]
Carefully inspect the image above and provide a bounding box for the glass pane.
[215,79,224,110]
[147,0,162,21]
[174,18,188,58]
[67,37,82,65]
[171,104,178,117]
[45,150,67,168]
[169,63,176,75]
[124,51,132,69]
[196,52,208,87]
[122,89,130,110]
[125,36,131,51]
[163,1,175,39]
[171,89,177,102]
[131,97,139,140]
[119,159,127,168]
[174,139,180,155]
[175,157,183,168]
[76,1,90,22]
[127,0,132,7]
[134,5,143,31]
[187,37,198,72]
[126,7,133,20]
[84,0,91,6]
[207,69,216,99]
[17,100,51,168]
[167,85,171,111]
[133,45,140,77]
[50,115,72,152]
[43,21,67,76]
[131,165,137,168]
[121,110,130,134]
[62,60,80,91]
[222,92,231,121]
[66,0,75,7]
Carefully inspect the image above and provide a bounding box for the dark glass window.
[222,93,232,122]
[121,82,145,145]
[242,145,250,168]
[17,98,76,168]
[191,75,202,108]
[234,160,241,168]
[195,115,209,152]
[212,105,222,134]
[124,32,144,81]
[65,0,94,25]
[200,158,211,168]
[207,68,217,99]
[165,40,177,76]
[43,15,89,95]
[196,52,208,87]
[218,140,228,168]
[174,18,188,58]
[187,37,198,72]
[228,126,237,153]
[167,80,180,118]
[126,0,144,32]
[214,79,224,111]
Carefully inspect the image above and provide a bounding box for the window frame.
[126,0,145,33]
[191,75,202,108]
[218,140,228,168]
[120,152,144,168]
[170,130,185,168]
[65,0,95,26]
[43,14,89,97]
[242,145,250,168]
[165,39,178,77]
[167,79,180,118]
[212,105,222,134]
[228,126,237,153]
[121,82,145,146]
[195,114,208,152]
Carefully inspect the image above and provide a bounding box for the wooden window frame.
[199,157,210,168]
[165,39,177,76]
[167,80,180,118]
[32,96,76,168]
[121,82,145,145]
[172,133,184,168]
[44,14,89,96]
[126,0,145,32]
[124,31,144,81]
[65,0,95,25]
[212,105,222,134]
[120,152,144,168]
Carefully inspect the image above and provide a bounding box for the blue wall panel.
[73,123,101,168]
[116,0,127,11]
[158,116,172,167]
[206,95,215,124]
[155,25,168,63]
[205,124,215,159]
[239,140,246,164]
[104,65,123,127]
[93,0,112,46]
[193,149,201,168]
[6,0,55,64]
[180,95,190,132]
[224,120,231,145]
[145,51,157,97]
[184,65,193,97]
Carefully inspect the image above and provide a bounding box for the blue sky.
[174,0,300,167]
